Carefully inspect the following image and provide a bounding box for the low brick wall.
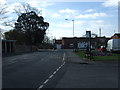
[14,45,38,54]
[14,44,31,54]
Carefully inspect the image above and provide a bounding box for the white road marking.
[63,61,66,65]
[37,85,44,90]
[61,64,63,67]
[53,71,57,75]
[58,66,61,69]
[43,79,49,84]
[56,68,60,72]
[63,57,65,61]
[49,75,53,79]
[10,61,17,64]
[37,52,66,89]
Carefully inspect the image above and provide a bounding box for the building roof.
[111,33,120,38]
[2,40,16,42]
[55,40,62,44]
[62,37,110,39]
[114,33,120,37]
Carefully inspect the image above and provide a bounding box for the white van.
[106,39,120,52]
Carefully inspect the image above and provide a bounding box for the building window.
[70,43,73,48]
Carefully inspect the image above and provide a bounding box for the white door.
[56,44,61,49]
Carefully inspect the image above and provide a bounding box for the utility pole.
[99,28,101,37]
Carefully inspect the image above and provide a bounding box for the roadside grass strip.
[75,50,120,61]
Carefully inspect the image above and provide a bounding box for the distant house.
[95,36,110,48]
[54,39,62,49]
[62,37,78,49]
[54,36,110,49]
[106,33,120,52]
[111,33,120,39]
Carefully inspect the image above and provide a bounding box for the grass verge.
[75,51,120,61]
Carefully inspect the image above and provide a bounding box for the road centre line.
[43,79,49,84]
[37,52,66,90]
[63,53,65,61]
[63,61,65,65]
[38,85,43,89]
[53,71,57,75]
[56,68,60,72]
[49,75,53,79]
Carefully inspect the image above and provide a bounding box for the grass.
[75,50,120,61]
[75,51,85,58]
[93,55,119,61]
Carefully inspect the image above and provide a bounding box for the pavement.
[55,51,118,88]
[65,51,94,64]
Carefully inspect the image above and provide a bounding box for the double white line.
[37,52,66,90]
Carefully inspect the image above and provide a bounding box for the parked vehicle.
[106,39,120,52]
[99,46,106,52]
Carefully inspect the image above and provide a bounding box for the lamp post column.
[65,19,75,37]
[72,20,74,37]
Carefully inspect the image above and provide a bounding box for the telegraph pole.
[99,28,101,37]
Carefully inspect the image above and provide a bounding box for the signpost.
[86,31,92,60]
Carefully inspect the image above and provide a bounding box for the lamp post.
[65,19,74,37]
[65,19,75,51]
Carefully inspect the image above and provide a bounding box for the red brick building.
[111,33,120,39]
[54,36,110,49]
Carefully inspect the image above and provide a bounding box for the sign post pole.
[86,31,92,60]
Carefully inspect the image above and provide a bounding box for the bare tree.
[0,2,7,19]
[4,3,42,28]
[14,3,41,16]
[0,2,7,39]
[43,35,51,43]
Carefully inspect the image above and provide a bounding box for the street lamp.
[65,19,74,37]
[65,19,75,51]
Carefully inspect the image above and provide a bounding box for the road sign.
[86,31,91,38]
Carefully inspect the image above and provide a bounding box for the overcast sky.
[0,0,119,39]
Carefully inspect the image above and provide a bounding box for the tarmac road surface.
[2,50,118,89]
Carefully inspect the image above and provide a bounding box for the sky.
[0,0,119,39]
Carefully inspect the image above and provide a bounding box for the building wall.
[2,40,37,54]
[62,37,110,49]
[14,44,32,54]
[56,44,62,49]
[62,37,78,49]
[2,40,16,54]
[78,42,88,49]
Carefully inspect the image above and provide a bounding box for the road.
[2,50,118,89]
[2,50,66,89]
